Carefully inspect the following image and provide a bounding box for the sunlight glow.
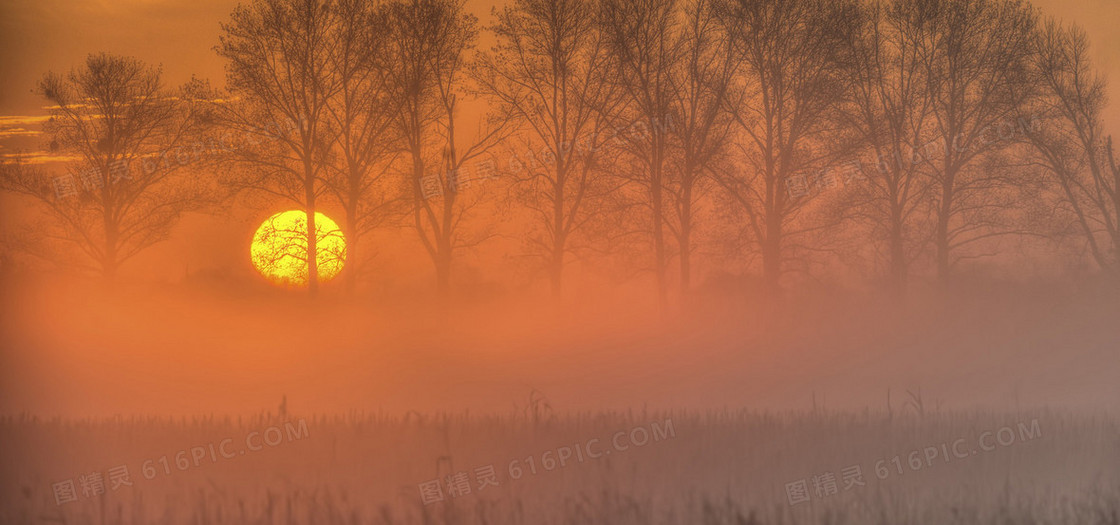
[250,210,346,286]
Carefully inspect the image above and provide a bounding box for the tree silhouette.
[914,0,1037,281]
[7,0,1120,293]
[599,0,681,306]
[384,0,508,296]
[216,0,342,296]
[324,0,406,293]
[715,0,857,293]
[1021,20,1120,277]
[665,0,736,295]
[841,0,939,295]
[0,53,213,281]
[474,0,624,298]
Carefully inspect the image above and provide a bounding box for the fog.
[3,270,1115,418]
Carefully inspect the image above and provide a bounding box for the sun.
[250,210,347,286]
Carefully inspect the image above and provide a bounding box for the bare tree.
[665,0,736,294]
[1021,20,1120,276]
[715,0,856,293]
[915,0,1037,281]
[216,0,342,296]
[599,0,681,306]
[0,54,212,281]
[841,0,938,294]
[385,0,507,295]
[324,0,405,293]
[474,0,622,298]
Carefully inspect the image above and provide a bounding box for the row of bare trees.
[841,0,1120,293]
[3,0,1119,301]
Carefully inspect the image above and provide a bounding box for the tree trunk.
[549,251,564,299]
[344,211,358,295]
[935,168,954,283]
[103,206,118,284]
[888,196,907,298]
[550,228,565,300]
[552,154,566,300]
[435,251,451,296]
[1108,141,1120,276]
[889,220,907,299]
[102,259,117,283]
[652,146,667,308]
[761,226,782,296]
[305,170,319,298]
[435,180,455,297]
[679,178,693,295]
[761,232,779,295]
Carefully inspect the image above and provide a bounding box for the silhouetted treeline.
[3,0,1119,301]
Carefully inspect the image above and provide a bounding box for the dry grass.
[1,409,1117,524]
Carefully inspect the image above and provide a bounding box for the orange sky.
[0,0,1118,138]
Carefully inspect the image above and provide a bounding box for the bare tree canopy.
[715,0,858,293]
[216,0,344,296]
[1022,20,1120,277]
[324,0,407,292]
[0,53,214,280]
[599,0,681,306]
[385,0,509,295]
[665,0,736,295]
[474,0,623,298]
[915,0,1038,280]
[840,0,940,294]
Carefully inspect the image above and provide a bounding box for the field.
[2,409,1117,525]
[2,277,1119,524]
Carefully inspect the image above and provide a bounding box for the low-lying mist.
[2,271,1115,419]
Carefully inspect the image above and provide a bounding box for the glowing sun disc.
[250,210,347,286]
